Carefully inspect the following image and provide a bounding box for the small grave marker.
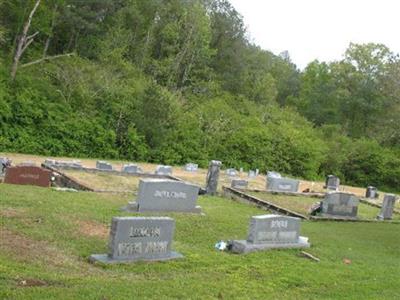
[89,217,183,263]
[96,161,112,170]
[155,165,172,175]
[325,175,340,191]
[122,164,142,174]
[184,163,198,172]
[266,177,299,193]
[365,186,378,199]
[226,168,237,177]
[231,179,248,189]
[230,215,310,254]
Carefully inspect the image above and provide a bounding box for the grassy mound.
[1,184,400,299]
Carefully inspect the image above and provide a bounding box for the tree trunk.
[10,0,41,80]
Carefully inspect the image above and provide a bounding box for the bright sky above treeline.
[230,0,400,69]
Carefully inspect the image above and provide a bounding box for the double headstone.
[225,168,237,177]
[123,179,201,213]
[231,179,248,189]
[205,160,222,195]
[89,217,182,264]
[122,164,142,174]
[155,165,172,175]
[266,177,299,193]
[230,215,310,254]
[325,175,340,191]
[184,163,198,172]
[321,192,359,218]
[377,194,397,220]
[4,166,52,187]
[96,161,113,170]
[365,186,378,199]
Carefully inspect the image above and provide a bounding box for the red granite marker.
[4,166,52,187]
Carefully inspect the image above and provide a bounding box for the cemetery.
[1,153,400,299]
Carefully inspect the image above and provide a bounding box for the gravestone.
[377,194,397,220]
[123,179,201,213]
[266,177,299,193]
[365,186,378,199]
[184,163,198,172]
[321,192,359,218]
[89,217,182,264]
[1,157,11,175]
[4,166,52,187]
[230,215,310,254]
[226,168,237,177]
[18,161,36,167]
[96,161,112,170]
[239,167,243,173]
[155,165,172,175]
[45,159,82,169]
[205,160,222,195]
[122,164,142,174]
[267,171,281,178]
[255,169,259,176]
[325,175,340,191]
[248,170,256,178]
[231,179,248,189]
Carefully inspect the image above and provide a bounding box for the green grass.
[1,184,400,299]
[248,191,400,220]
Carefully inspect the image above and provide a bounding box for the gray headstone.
[155,165,172,175]
[96,161,112,170]
[255,169,259,176]
[124,179,201,213]
[326,175,340,191]
[267,171,281,178]
[89,217,183,263]
[266,177,299,193]
[377,194,397,220]
[226,168,238,177]
[0,157,11,175]
[321,192,359,218]
[18,161,36,167]
[122,164,142,174]
[248,170,256,178]
[365,186,378,199]
[231,179,248,189]
[184,163,198,172]
[230,215,310,254]
[205,160,222,195]
[239,167,243,173]
[45,159,82,169]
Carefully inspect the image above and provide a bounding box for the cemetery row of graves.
[0,153,399,298]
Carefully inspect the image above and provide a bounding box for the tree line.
[1,0,399,190]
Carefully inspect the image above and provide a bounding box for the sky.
[229,0,400,69]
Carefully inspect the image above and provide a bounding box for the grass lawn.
[247,191,400,221]
[1,183,400,299]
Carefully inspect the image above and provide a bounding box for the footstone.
[231,179,248,189]
[184,163,198,172]
[205,160,222,195]
[266,177,299,193]
[89,217,183,264]
[377,194,397,220]
[123,179,201,213]
[230,215,310,254]
[365,186,378,199]
[96,161,112,170]
[325,175,340,191]
[4,166,52,187]
[122,164,142,174]
[155,165,172,175]
[321,192,359,218]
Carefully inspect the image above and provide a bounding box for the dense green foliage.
[1,184,400,299]
[1,0,400,190]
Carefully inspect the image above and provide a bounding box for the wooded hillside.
[1,0,400,190]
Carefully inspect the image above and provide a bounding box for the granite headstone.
[4,166,52,187]
[124,179,201,213]
[230,215,310,254]
[122,164,142,174]
[321,192,359,218]
[184,163,198,172]
[89,217,182,263]
[226,168,237,177]
[365,186,378,199]
[231,179,248,189]
[96,161,113,170]
[377,194,397,220]
[325,175,340,191]
[155,165,172,175]
[205,160,222,195]
[266,177,299,193]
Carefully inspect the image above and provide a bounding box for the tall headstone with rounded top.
[377,194,397,220]
[205,160,222,195]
